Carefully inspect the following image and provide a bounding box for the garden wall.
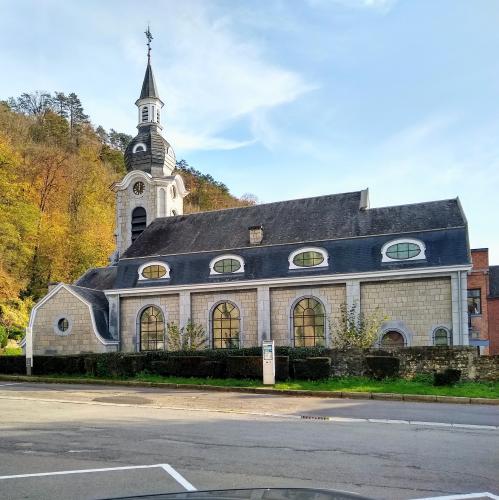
[0,347,497,381]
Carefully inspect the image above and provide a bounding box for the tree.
[167,320,207,351]
[108,129,132,152]
[8,91,53,117]
[51,92,69,119]
[66,93,89,135]
[329,303,387,349]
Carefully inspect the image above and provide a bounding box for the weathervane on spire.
[145,25,153,62]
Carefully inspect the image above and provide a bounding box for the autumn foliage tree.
[0,92,256,339]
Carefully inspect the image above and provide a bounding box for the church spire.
[139,26,161,101]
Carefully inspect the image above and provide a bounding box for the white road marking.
[0,463,197,491]
[0,394,497,431]
[160,464,197,491]
[0,383,24,386]
[412,493,499,500]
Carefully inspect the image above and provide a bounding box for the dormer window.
[138,261,170,280]
[381,238,426,262]
[132,143,147,154]
[210,255,245,275]
[288,247,329,270]
[141,106,149,122]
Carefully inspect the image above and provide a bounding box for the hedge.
[292,357,331,380]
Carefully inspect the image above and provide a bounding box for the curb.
[0,375,498,405]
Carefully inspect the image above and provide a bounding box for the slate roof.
[124,125,171,173]
[489,266,499,298]
[139,62,159,100]
[75,266,117,290]
[122,191,467,258]
[67,285,113,341]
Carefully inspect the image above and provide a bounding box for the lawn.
[34,372,499,399]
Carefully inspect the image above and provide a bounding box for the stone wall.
[270,285,346,346]
[326,346,497,381]
[191,290,258,348]
[360,278,452,345]
[32,287,108,355]
[120,294,179,352]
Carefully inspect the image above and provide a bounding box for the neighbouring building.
[25,37,474,360]
[467,248,499,354]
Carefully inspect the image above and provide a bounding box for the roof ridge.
[155,190,363,221]
[369,197,459,212]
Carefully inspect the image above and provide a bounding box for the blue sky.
[1,0,499,262]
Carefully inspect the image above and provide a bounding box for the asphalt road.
[0,382,498,500]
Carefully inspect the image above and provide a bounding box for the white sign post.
[262,340,275,385]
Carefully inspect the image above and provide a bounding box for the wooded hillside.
[0,92,254,339]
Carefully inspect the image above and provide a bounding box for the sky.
[1,0,499,262]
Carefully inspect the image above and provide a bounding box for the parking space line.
[0,463,197,491]
[412,493,499,500]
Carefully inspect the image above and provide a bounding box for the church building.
[25,39,473,359]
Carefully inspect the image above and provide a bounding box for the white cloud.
[307,0,397,12]
[124,3,316,153]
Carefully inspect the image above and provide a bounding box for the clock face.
[133,182,145,195]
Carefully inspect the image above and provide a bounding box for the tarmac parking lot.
[0,382,498,500]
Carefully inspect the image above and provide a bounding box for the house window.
[141,264,168,280]
[141,106,149,122]
[210,255,244,275]
[58,318,69,332]
[381,239,426,262]
[139,306,165,351]
[131,207,147,243]
[212,302,240,349]
[380,331,405,347]
[433,327,451,346]
[292,297,325,347]
[132,143,147,154]
[288,247,328,270]
[467,289,481,315]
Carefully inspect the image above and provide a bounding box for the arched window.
[131,207,147,243]
[139,306,165,351]
[293,297,325,347]
[132,143,146,154]
[141,106,149,122]
[212,302,240,349]
[433,327,451,346]
[380,331,405,347]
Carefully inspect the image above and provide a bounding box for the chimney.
[359,188,370,211]
[249,225,263,245]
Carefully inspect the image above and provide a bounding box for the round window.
[386,242,421,260]
[57,318,69,333]
[213,258,241,274]
[293,251,324,267]
[142,264,167,279]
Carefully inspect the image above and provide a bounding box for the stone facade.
[191,290,258,348]
[270,285,346,346]
[120,294,180,352]
[31,287,109,355]
[360,278,452,346]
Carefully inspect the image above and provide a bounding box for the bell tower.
[112,28,187,260]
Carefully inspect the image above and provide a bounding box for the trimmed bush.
[0,355,26,374]
[365,356,400,379]
[434,368,461,386]
[226,356,262,379]
[197,360,225,379]
[150,357,206,377]
[292,357,331,380]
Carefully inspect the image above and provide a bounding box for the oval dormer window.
[210,255,244,275]
[288,247,328,270]
[381,239,426,262]
[139,262,170,280]
[132,143,147,154]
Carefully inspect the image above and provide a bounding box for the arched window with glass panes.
[212,302,240,349]
[433,327,451,346]
[292,297,326,347]
[139,306,165,351]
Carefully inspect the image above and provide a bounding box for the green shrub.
[0,325,8,349]
[151,357,206,377]
[0,355,26,374]
[292,357,331,380]
[365,356,400,379]
[434,368,461,386]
